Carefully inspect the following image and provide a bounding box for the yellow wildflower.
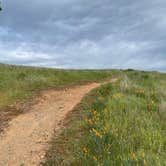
[150,100,154,105]
[142,152,145,158]
[143,159,147,165]
[103,127,107,133]
[82,147,88,153]
[92,128,102,139]
[132,153,136,159]
[92,128,96,132]
[96,132,102,139]
[93,156,97,161]
[93,110,97,116]
[88,119,93,124]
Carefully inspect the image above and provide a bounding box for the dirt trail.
[0,79,117,166]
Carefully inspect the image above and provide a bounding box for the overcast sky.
[0,0,166,71]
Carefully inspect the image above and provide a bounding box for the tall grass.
[0,64,119,132]
[0,64,117,111]
[43,71,166,166]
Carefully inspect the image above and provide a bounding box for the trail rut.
[0,79,117,166]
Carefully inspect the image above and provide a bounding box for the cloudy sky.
[0,0,166,71]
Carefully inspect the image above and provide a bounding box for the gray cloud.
[0,0,166,71]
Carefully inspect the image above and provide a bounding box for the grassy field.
[43,70,166,166]
[0,64,165,165]
[0,64,118,110]
[0,63,117,131]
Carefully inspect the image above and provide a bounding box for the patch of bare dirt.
[0,79,117,166]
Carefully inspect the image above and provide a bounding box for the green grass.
[0,63,118,132]
[0,64,117,111]
[43,70,166,166]
[0,63,165,165]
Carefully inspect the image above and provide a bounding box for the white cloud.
[0,0,165,71]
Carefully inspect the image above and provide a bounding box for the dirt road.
[0,79,116,166]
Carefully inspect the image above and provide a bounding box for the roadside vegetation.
[43,70,166,166]
[0,63,117,131]
[0,63,165,165]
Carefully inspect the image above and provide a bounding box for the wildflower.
[132,153,136,159]
[96,132,102,139]
[91,119,95,124]
[92,128,96,133]
[150,100,154,105]
[82,147,88,153]
[142,152,145,158]
[93,156,97,161]
[92,128,102,139]
[93,110,97,116]
[87,119,93,124]
[103,127,107,133]
[143,159,147,165]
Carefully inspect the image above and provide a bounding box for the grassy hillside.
[0,64,117,110]
[0,64,165,165]
[0,64,118,131]
[43,70,166,166]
